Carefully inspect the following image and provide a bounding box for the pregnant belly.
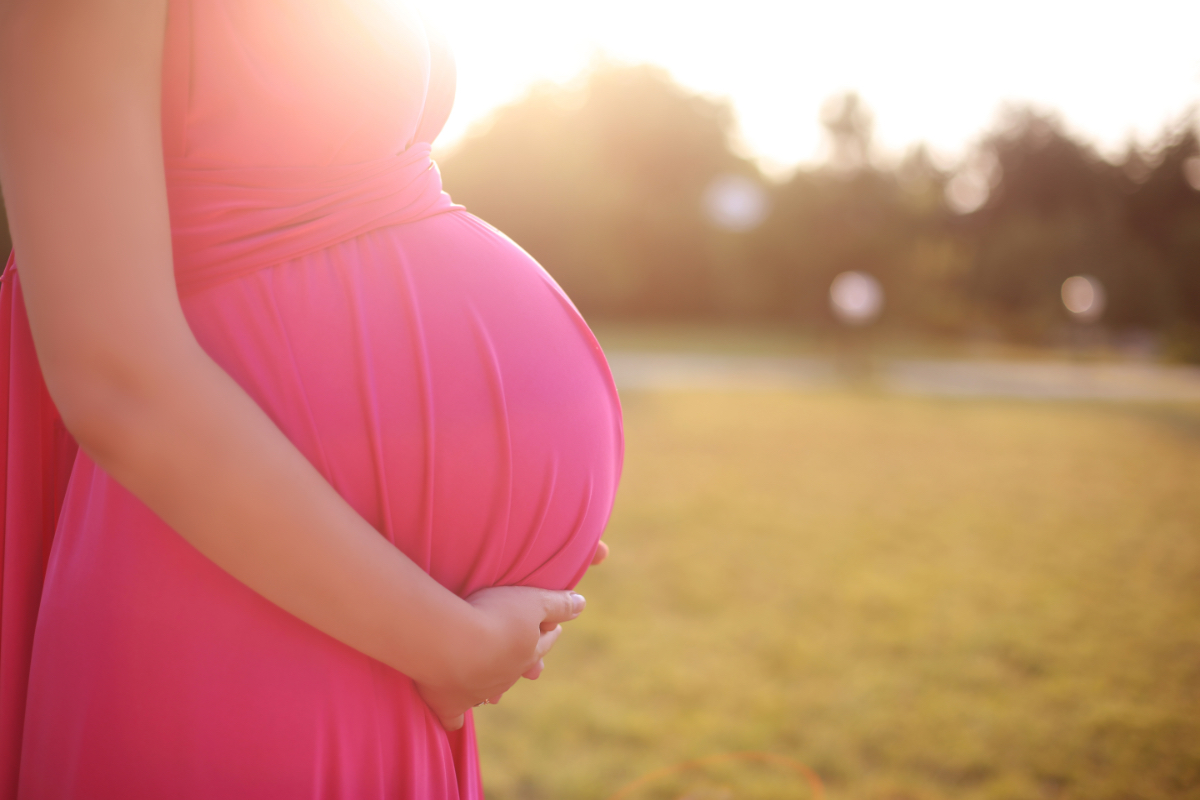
[181,210,623,596]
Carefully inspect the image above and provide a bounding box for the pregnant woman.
[0,0,622,797]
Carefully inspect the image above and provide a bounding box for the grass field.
[474,388,1200,800]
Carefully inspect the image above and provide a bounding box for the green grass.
[475,389,1200,800]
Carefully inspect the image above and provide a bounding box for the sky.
[419,0,1200,176]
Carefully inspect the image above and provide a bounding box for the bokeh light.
[1061,275,1106,322]
[1184,157,1200,191]
[702,174,770,232]
[944,171,990,214]
[829,271,884,325]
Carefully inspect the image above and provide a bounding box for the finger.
[522,658,545,680]
[487,692,504,704]
[534,624,562,661]
[591,541,609,565]
[541,591,585,626]
[442,713,465,732]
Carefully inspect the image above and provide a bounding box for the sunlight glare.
[422,0,1200,170]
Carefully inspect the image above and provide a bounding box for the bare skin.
[0,0,606,733]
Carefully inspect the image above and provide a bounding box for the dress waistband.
[166,143,461,295]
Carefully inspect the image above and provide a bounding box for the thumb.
[541,590,586,628]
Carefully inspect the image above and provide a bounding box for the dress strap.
[0,254,79,799]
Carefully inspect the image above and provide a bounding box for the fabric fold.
[0,256,79,800]
[167,143,461,294]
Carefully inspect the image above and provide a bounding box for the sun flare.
[419,0,1200,172]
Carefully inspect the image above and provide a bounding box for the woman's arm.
[0,0,577,730]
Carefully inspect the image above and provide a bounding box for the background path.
[606,352,1200,401]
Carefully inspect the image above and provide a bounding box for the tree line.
[438,63,1200,358]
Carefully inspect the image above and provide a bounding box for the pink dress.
[0,1,623,797]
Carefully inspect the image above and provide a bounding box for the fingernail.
[570,592,586,614]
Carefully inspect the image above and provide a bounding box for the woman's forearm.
[86,339,484,686]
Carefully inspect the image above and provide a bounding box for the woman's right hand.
[416,587,586,731]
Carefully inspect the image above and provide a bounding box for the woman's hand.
[421,541,611,730]
[416,587,585,731]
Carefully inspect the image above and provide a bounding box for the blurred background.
[416,1,1200,798]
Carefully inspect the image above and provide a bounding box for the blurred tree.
[964,109,1174,336]
[754,111,962,331]
[440,66,1200,355]
[757,168,907,324]
[439,61,757,318]
[1123,121,1200,326]
[820,92,873,172]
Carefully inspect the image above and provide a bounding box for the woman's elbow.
[43,356,162,464]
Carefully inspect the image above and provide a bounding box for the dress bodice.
[162,0,460,293]
[161,0,454,166]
